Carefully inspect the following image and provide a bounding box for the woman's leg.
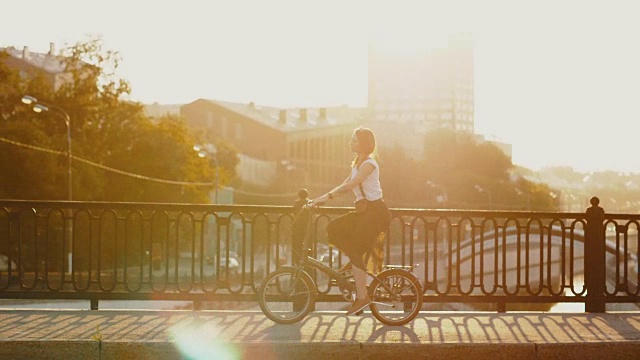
[346,263,371,315]
[326,212,357,253]
[352,264,368,300]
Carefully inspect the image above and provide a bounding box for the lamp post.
[194,144,219,203]
[22,95,74,273]
[515,188,531,210]
[21,95,72,201]
[280,160,296,193]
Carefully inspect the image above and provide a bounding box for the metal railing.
[0,197,638,312]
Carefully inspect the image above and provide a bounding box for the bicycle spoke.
[258,268,316,324]
[394,282,414,294]
[369,269,423,325]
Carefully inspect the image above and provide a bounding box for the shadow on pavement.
[0,310,640,345]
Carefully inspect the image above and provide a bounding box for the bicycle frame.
[297,253,354,291]
[291,203,418,304]
[293,251,416,306]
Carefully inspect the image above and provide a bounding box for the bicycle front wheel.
[258,267,316,324]
[369,269,423,326]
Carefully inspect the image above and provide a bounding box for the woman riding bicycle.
[310,127,391,315]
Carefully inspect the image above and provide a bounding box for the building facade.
[180,99,364,194]
[0,44,69,93]
[367,33,475,157]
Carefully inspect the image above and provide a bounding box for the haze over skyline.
[2,0,639,174]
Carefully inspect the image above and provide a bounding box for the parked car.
[316,244,340,264]
[0,254,17,272]
[218,251,240,275]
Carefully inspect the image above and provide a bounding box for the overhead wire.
[0,136,299,198]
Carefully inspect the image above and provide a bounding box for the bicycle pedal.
[339,270,353,278]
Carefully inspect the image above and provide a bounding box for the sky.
[2,0,639,174]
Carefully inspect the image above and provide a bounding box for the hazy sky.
[2,0,639,174]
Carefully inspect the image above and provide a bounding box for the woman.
[310,127,391,315]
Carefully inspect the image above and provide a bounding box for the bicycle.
[257,203,423,325]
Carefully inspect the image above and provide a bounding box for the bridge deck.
[0,309,639,359]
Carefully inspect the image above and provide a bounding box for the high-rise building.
[367,33,475,157]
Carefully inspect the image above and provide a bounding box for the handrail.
[0,198,638,312]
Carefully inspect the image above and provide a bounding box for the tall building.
[367,33,475,157]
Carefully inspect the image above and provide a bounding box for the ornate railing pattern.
[0,198,638,312]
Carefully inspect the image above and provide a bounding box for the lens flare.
[170,321,240,360]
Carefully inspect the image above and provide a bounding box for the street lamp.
[280,160,296,192]
[193,144,219,203]
[21,95,73,201]
[515,188,531,210]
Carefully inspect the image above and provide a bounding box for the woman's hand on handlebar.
[310,193,330,207]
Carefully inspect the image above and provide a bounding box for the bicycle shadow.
[249,311,420,344]
[246,321,303,342]
[262,322,303,341]
[366,321,421,343]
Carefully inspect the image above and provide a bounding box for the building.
[367,33,475,157]
[471,134,513,163]
[180,99,364,194]
[0,44,69,93]
[143,102,181,119]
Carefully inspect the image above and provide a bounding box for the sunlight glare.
[170,321,240,360]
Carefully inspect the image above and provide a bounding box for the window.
[221,117,228,137]
[235,123,242,140]
[206,111,214,127]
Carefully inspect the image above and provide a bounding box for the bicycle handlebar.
[303,199,325,209]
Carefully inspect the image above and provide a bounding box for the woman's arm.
[330,163,374,197]
[311,162,375,204]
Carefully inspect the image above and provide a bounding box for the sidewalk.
[1,309,640,359]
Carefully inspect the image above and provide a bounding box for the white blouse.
[350,158,383,201]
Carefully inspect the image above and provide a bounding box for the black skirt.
[326,199,391,271]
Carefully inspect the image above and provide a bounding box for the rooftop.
[194,98,365,133]
[1,45,66,74]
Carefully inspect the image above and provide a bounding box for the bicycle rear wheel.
[258,267,316,324]
[369,269,423,326]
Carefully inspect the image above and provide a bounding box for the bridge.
[1,310,640,359]
[1,197,638,310]
[1,197,640,358]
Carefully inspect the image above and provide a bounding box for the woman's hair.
[352,127,377,167]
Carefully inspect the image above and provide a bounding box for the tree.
[422,129,558,210]
[0,37,236,203]
[0,49,65,199]
[378,144,425,208]
[379,128,559,210]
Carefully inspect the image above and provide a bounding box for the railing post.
[291,188,309,266]
[585,197,606,312]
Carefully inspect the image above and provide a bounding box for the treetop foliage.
[0,37,237,203]
[380,128,559,211]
